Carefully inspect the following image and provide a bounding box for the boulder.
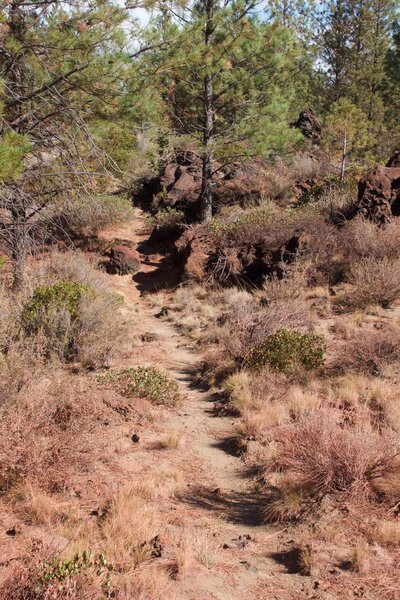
[105,245,141,275]
[387,151,400,168]
[175,227,211,280]
[175,227,306,285]
[357,164,400,224]
[292,109,322,145]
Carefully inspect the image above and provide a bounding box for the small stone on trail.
[140,332,158,342]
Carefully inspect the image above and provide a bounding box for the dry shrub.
[37,251,110,292]
[43,194,134,237]
[338,327,400,376]
[346,256,400,308]
[0,367,113,494]
[0,252,124,370]
[343,217,400,262]
[264,407,400,519]
[315,185,357,224]
[292,152,326,182]
[23,252,124,368]
[260,263,309,303]
[207,295,313,368]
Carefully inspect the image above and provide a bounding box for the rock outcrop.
[103,244,141,275]
[139,144,294,219]
[292,109,322,146]
[357,155,400,224]
[175,228,306,285]
[387,151,400,168]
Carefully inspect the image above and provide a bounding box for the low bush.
[248,329,325,374]
[22,281,120,367]
[206,296,313,370]
[149,207,185,230]
[347,256,400,308]
[0,550,113,600]
[101,366,181,406]
[44,194,134,236]
[339,327,400,376]
[23,282,93,331]
[39,551,114,597]
[264,408,400,520]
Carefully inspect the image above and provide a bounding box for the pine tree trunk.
[199,73,213,222]
[8,2,27,289]
[199,0,214,223]
[10,202,27,290]
[339,128,347,186]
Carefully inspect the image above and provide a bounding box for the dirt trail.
[102,209,309,600]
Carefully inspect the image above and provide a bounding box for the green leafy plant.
[21,281,120,367]
[149,207,185,230]
[101,366,181,406]
[248,328,325,374]
[39,551,113,597]
[23,282,94,332]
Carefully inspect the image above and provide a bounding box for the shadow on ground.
[179,485,266,526]
[133,238,182,294]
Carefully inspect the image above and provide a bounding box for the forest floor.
[100,209,320,600]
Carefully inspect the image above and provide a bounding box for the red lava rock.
[357,156,400,224]
[105,244,141,275]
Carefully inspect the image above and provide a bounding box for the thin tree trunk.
[339,128,347,186]
[199,0,214,223]
[8,2,27,289]
[10,202,27,290]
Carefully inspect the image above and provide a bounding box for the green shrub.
[248,328,325,374]
[23,282,93,331]
[40,551,113,596]
[45,194,134,235]
[149,207,185,230]
[101,366,181,406]
[22,281,120,367]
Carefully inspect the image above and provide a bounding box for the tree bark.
[199,0,214,223]
[339,128,347,186]
[10,201,27,290]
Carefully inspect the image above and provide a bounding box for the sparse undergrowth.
[247,328,325,373]
[100,366,181,406]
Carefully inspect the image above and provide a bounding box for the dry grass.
[0,252,125,369]
[346,256,400,308]
[263,407,400,519]
[158,430,182,449]
[337,326,400,376]
[0,366,115,494]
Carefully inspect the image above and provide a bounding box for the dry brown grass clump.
[0,366,115,494]
[337,326,400,376]
[0,252,124,369]
[264,407,400,522]
[346,256,400,308]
